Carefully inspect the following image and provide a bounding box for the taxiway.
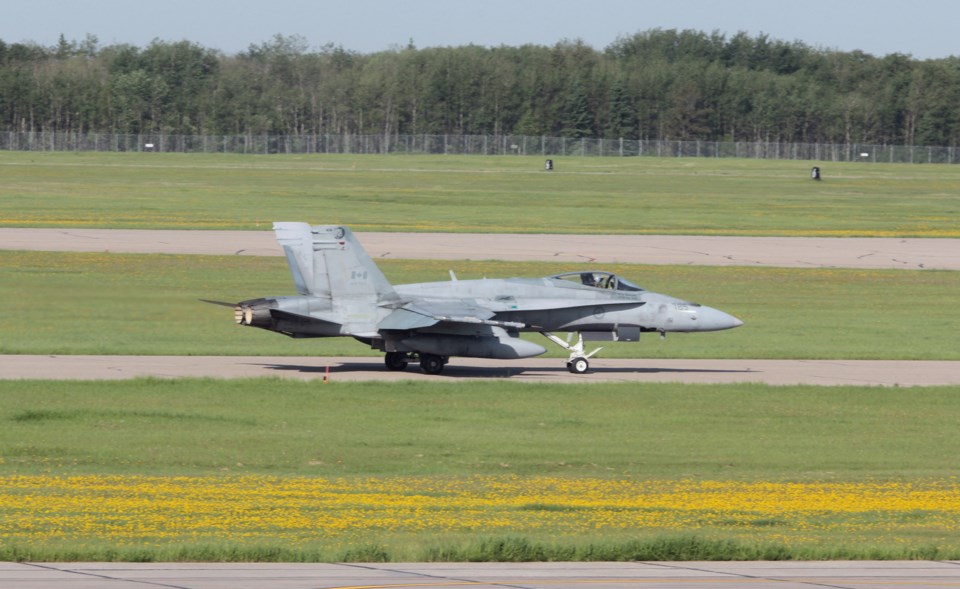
[2,228,958,269]
[4,355,959,386]
[5,560,960,589]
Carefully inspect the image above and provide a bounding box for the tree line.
[1,29,959,146]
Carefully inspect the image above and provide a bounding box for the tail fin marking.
[273,223,399,304]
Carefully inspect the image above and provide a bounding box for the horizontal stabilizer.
[267,309,343,337]
[269,308,340,327]
[199,299,237,308]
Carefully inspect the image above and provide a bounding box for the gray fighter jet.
[224,223,742,375]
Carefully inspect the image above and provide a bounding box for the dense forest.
[1,29,959,146]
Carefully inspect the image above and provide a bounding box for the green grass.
[2,250,958,359]
[2,378,958,479]
[4,151,960,562]
[418,536,951,563]
[2,152,958,236]
[3,379,960,561]
[3,536,951,563]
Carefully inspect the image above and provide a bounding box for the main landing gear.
[384,352,448,375]
[384,351,409,371]
[419,354,447,375]
[540,332,603,374]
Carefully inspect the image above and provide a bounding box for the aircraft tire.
[420,354,445,375]
[384,352,408,371]
[567,357,589,374]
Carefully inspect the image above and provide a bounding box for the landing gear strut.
[540,332,603,374]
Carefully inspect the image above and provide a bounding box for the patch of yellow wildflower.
[3,476,960,546]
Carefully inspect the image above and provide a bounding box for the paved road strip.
[4,560,960,589]
[2,228,958,269]
[4,355,959,386]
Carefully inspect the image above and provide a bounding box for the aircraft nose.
[698,306,744,331]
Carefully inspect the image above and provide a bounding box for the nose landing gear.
[540,332,603,374]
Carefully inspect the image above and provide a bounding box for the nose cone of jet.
[698,306,744,331]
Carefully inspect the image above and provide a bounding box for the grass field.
[3,379,960,561]
[2,152,959,562]
[4,379,959,479]
[3,250,958,359]
[2,152,959,236]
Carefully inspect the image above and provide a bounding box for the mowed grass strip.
[2,250,957,359]
[3,379,960,561]
[2,152,958,237]
[3,379,959,479]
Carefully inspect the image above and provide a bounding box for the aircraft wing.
[378,301,525,331]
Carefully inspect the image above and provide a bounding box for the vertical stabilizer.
[274,222,325,296]
[273,223,399,303]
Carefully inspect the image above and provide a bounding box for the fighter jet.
[221,223,742,375]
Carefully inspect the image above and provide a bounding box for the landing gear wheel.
[567,357,589,374]
[540,332,602,376]
[384,352,409,371]
[420,354,445,375]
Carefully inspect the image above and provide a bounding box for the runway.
[4,355,960,386]
[2,228,958,269]
[5,560,960,589]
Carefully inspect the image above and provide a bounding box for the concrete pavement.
[4,355,960,386]
[5,561,960,589]
[2,228,958,269]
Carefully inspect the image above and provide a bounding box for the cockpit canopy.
[548,271,645,292]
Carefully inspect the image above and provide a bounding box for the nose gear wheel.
[540,332,603,374]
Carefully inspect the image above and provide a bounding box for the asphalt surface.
[6,355,960,386]
[2,228,959,269]
[6,561,960,589]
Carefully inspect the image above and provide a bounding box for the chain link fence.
[2,131,957,164]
